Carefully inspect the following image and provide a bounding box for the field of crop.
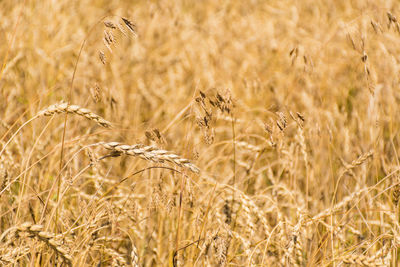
[1,0,400,266]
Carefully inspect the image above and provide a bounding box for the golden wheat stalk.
[103,247,127,266]
[339,253,387,266]
[310,187,369,223]
[96,142,200,173]
[131,242,139,267]
[37,102,112,128]
[0,102,111,159]
[0,247,30,265]
[1,222,73,265]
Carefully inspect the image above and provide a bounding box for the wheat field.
[1,0,400,266]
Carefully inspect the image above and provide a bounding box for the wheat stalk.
[131,242,139,267]
[0,101,112,159]
[310,187,369,223]
[1,222,72,265]
[37,102,112,128]
[103,247,127,266]
[0,246,30,265]
[339,253,387,266]
[96,142,200,173]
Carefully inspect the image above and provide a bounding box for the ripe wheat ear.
[37,102,112,128]
[96,141,200,174]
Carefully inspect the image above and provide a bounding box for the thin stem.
[230,114,236,217]
[0,116,38,158]
[56,14,111,233]
[174,173,185,267]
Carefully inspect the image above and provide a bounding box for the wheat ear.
[97,142,200,173]
[37,102,112,128]
[4,222,73,265]
[131,242,139,267]
[339,253,387,266]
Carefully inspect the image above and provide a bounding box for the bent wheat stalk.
[37,102,112,128]
[1,222,72,265]
[0,102,112,158]
[96,142,200,174]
